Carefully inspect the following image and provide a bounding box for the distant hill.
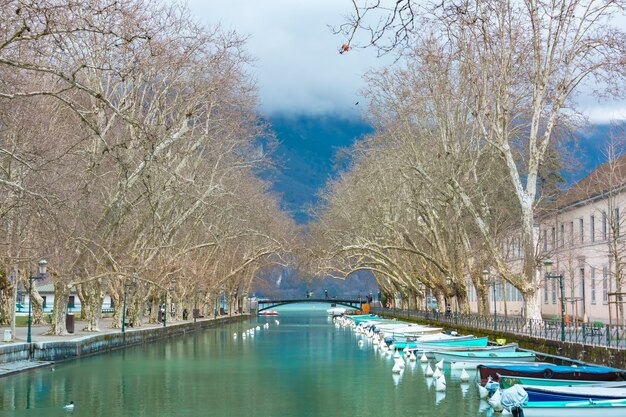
[266,113,372,224]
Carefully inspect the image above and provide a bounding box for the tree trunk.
[78,280,103,332]
[110,289,121,329]
[48,282,70,335]
[31,286,45,325]
[521,205,542,320]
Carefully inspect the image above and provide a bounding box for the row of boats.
[337,313,626,416]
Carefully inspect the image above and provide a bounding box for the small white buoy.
[397,358,405,369]
[433,367,442,379]
[435,375,446,392]
[389,343,395,350]
[63,401,74,411]
[425,364,434,377]
[420,353,428,363]
[233,332,238,338]
[357,339,364,347]
[393,351,401,360]
[477,383,489,399]
[403,346,409,354]
[275,319,279,325]
[256,326,260,331]
[392,361,403,373]
[408,351,417,362]
[435,359,444,369]
[460,368,470,382]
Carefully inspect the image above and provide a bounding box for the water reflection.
[0,306,485,417]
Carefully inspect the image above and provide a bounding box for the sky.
[186,0,392,116]
[187,1,626,122]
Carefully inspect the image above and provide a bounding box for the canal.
[0,304,486,417]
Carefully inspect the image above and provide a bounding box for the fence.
[372,307,626,350]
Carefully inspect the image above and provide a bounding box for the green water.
[0,304,488,416]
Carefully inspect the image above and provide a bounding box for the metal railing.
[372,307,626,350]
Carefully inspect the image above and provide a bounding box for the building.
[467,154,626,324]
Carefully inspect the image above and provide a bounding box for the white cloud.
[187,1,625,122]
[186,0,391,116]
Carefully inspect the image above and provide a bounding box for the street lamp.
[483,270,498,332]
[27,259,48,344]
[544,259,566,342]
[122,273,137,333]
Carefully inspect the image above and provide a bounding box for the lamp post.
[122,273,137,333]
[27,259,48,344]
[544,259,566,342]
[483,270,498,332]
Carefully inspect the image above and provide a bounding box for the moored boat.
[520,398,626,417]
[260,310,279,316]
[523,385,626,402]
[327,307,346,316]
[500,375,626,389]
[434,350,535,364]
[479,363,626,384]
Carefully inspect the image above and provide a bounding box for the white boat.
[327,307,346,316]
[434,350,535,363]
[382,326,442,336]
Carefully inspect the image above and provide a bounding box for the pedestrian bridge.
[257,298,365,312]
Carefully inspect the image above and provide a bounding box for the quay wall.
[379,312,626,369]
[0,315,246,364]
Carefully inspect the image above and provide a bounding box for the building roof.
[553,153,626,211]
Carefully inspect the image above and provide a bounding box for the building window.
[543,229,547,253]
[615,208,620,237]
[560,224,565,247]
[570,221,574,245]
[518,238,522,257]
[602,211,608,240]
[603,266,609,304]
[551,277,556,304]
[551,227,556,250]
[591,267,596,304]
[590,215,595,242]
[579,218,584,243]
[544,276,548,304]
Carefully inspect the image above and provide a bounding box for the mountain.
[266,113,372,224]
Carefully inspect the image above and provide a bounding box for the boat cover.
[501,385,528,411]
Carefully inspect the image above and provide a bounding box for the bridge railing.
[372,307,625,350]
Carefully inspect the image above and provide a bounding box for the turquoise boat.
[391,336,489,351]
[521,398,626,417]
[421,336,489,347]
[347,314,381,325]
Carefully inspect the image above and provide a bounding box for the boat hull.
[500,375,622,389]
[521,399,626,417]
[480,364,626,384]
[434,351,535,363]
[524,385,626,402]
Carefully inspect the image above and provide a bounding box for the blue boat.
[479,363,626,384]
